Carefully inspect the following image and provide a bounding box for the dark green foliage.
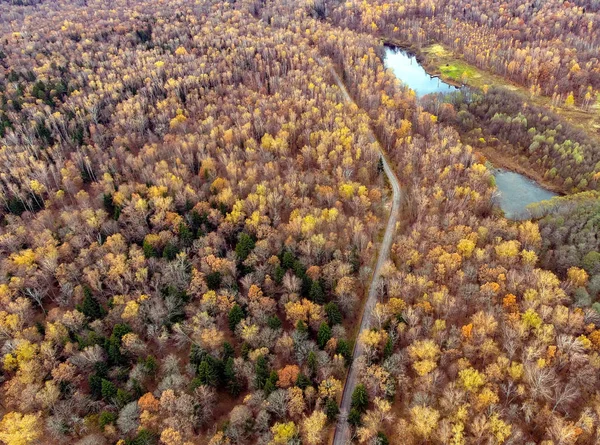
[162,242,179,261]
[281,250,296,269]
[325,302,342,325]
[241,343,250,360]
[264,371,278,395]
[274,265,285,284]
[296,373,311,389]
[317,322,332,349]
[98,411,117,428]
[254,355,269,389]
[351,384,368,413]
[309,280,325,304]
[101,379,117,400]
[126,429,158,445]
[325,398,339,421]
[383,336,393,359]
[178,222,193,246]
[112,324,132,340]
[307,351,317,377]
[142,239,158,258]
[267,315,282,329]
[235,232,255,262]
[79,287,104,320]
[376,432,389,445]
[142,355,158,374]
[94,361,109,378]
[223,342,234,360]
[5,195,25,216]
[228,304,244,331]
[106,324,131,365]
[116,389,132,407]
[190,344,207,367]
[206,271,222,290]
[336,339,352,364]
[348,408,362,426]
[196,357,219,387]
[296,320,307,334]
[89,374,103,399]
[224,357,241,396]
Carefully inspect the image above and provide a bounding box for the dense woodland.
[327,0,600,105]
[422,87,600,193]
[1,0,600,444]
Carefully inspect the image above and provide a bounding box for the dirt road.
[323,61,402,445]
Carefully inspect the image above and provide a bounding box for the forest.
[0,0,600,444]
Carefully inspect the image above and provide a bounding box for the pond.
[493,169,557,220]
[383,46,458,97]
[383,44,558,220]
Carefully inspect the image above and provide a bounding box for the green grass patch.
[439,62,478,82]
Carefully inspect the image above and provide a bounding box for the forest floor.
[318,58,403,445]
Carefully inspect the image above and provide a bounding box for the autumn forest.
[0,0,600,444]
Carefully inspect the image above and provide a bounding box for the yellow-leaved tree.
[0,412,42,445]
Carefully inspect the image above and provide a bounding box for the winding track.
[322,61,403,445]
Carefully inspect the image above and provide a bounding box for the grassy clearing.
[419,43,600,135]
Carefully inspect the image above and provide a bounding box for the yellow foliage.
[489,414,512,443]
[175,46,187,56]
[0,412,42,445]
[121,300,140,319]
[522,308,542,330]
[458,367,485,392]
[271,422,298,444]
[457,239,475,258]
[567,267,589,287]
[494,240,521,260]
[302,410,326,445]
[410,405,439,439]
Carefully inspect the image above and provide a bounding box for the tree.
[325,399,339,421]
[324,302,342,325]
[351,384,368,413]
[0,412,42,445]
[255,355,269,389]
[410,405,439,439]
[309,280,325,304]
[235,233,255,262]
[228,304,244,331]
[302,410,327,445]
[317,322,332,349]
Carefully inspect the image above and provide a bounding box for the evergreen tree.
[235,233,255,262]
[80,287,104,320]
[309,280,325,304]
[101,379,117,401]
[255,355,269,389]
[351,384,368,413]
[325,302,343,325]
[307,351,317,377]
[224,357,241,396]
[317,322,332,349]
[325,398,339,421]
[197,359,218,387]
[228,304,244,331]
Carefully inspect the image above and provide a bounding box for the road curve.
[322,60,402,445]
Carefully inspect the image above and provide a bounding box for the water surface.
[383,46,458,97]
[382,45,557,219]
[493,169,557,219]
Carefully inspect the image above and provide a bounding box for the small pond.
[493,169,557,220]
[383,46,458,97]
[383,44,558,219]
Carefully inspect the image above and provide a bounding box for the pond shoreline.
[475,145,566,196]
[382,41,560,219]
